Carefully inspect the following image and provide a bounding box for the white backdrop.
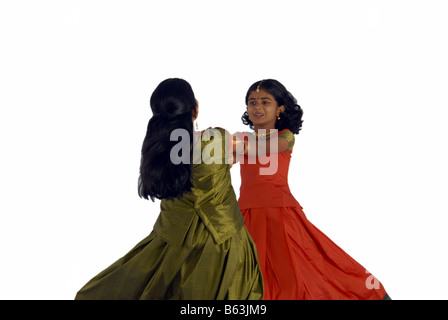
[1,0,447,300]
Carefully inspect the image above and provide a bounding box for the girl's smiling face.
[247,89,285,131]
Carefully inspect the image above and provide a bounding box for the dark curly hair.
[241,79,303,134]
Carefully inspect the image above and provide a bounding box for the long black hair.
[241,79,303,134]
[138,78,196,201]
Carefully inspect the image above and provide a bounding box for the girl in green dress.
[75,78,263,300]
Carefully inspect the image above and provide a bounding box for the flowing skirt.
[242,206,388,300]
[75,214,263,300]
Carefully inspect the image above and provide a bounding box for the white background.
[1,0,447,300]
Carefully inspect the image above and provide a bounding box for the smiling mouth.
[254,113,264,118]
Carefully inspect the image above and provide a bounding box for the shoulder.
[200,127,232,150]
[278,129,295,151]
[202,127,229,137]
[195,127,232,165]
[212,127,229,136]
[278,129,294,139]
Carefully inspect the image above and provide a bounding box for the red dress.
[238,130,388,300]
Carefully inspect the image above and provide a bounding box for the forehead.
[247,89,275,101]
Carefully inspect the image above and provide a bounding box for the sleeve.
[278,129,295,151]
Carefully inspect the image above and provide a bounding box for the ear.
[278,105,285,114]
[192,101,199,121]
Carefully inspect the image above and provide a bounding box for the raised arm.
[230,130,294,162]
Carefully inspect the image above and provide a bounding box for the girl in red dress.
[237,79,390,300]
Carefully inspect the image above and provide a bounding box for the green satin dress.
[75,128,263,300]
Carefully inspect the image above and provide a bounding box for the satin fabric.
[239,130,388,300]
[75,128,263,300]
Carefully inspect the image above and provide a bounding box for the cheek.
[266,107,276,115]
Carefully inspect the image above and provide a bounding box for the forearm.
[231,133,289,157]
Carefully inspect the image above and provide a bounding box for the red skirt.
[241,206,388,300]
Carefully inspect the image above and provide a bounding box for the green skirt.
[75,214,263,300]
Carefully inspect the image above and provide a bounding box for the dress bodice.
[154,128,244,246]
[238,130,300,210]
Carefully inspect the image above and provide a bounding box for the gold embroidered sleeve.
[279,130,295,151]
